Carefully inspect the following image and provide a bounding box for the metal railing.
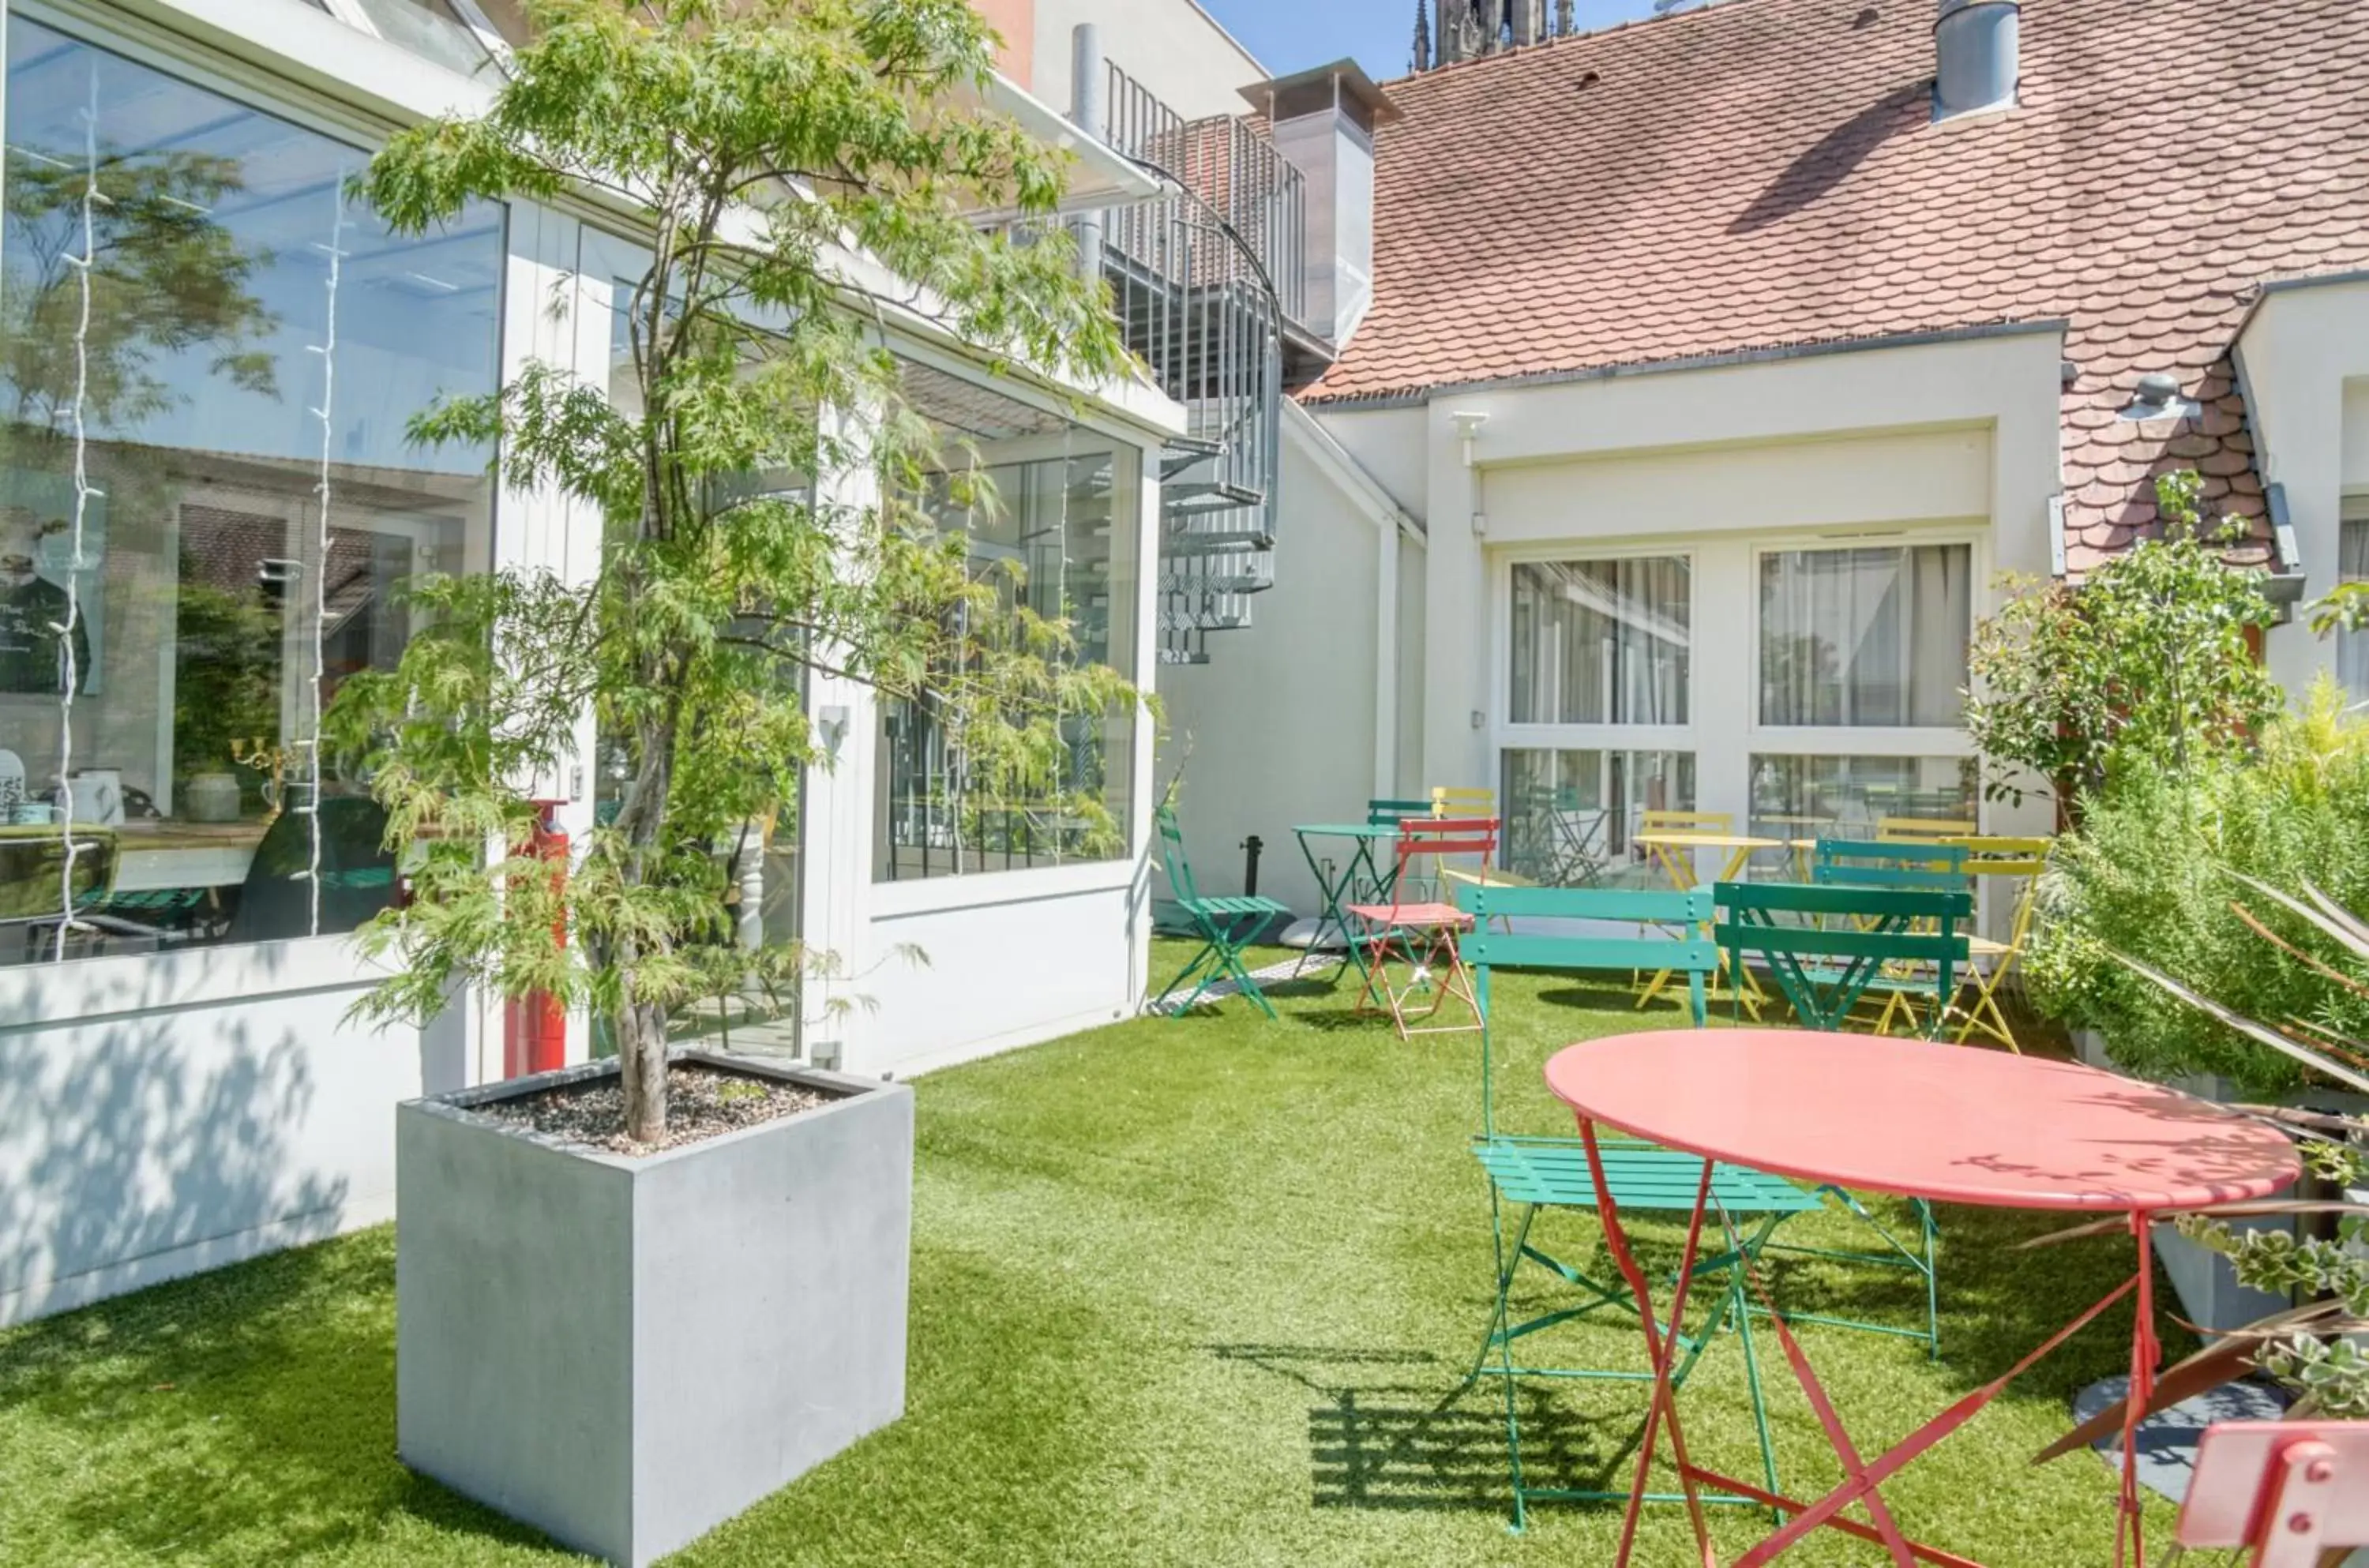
[1094,61,1302,665]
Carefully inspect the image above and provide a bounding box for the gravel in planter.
[475,1063,829,1155]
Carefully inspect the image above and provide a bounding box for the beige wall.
[1323,329,2067,802]
[1297,330,2067,930]
[1322,403,1429,525]
[2236,278,2369,692]
[1480,428,1993,545]
[1029,0,1265,121]
[973,0,1036,87]
[2345,380,2369,493]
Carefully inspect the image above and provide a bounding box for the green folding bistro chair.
[1151,805,1293,1018]
[1713,878,1973,1357]
[1456,882,1824,1531]
[1810,838,1973,1038]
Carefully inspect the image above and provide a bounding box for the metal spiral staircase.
[1092,67,1308,666]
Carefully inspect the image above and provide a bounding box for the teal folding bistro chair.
[1151,805,1293,1018]
[1714,879,1973,1357]
[1810,838,1973,1037]
[1456,882,1823,1531]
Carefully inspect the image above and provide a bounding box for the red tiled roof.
[1305,0,2369,569]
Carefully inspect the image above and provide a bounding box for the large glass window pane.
[343,0,502,77]
[1758,544,1970,727]
[877,363,1139,881]
[1,19,501,964]
[1500,746,1695,881]
[2340,508,2369,696]
[1509,557,1689,726]
[1748,754,1976,841]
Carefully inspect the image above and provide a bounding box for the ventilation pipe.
[1933,0,2019,121]
[1244,61,1400,349]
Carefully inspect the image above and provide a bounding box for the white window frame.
[1491,540,1699,760]
[1744,527,1987,767]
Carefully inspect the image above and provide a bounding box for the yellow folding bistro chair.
[1876,816,1977,845]
[1941,835,2050,1052]
[1432,786,1533,925]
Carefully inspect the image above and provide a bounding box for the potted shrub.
[330,2,1132,1562]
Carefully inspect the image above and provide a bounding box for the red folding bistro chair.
[1346,816,1498,1039]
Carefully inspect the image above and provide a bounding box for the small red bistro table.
[1543,1029,2302,1568]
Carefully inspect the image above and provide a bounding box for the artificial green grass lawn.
[0,942,2177,1566]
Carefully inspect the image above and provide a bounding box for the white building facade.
[0,0,1188,1326]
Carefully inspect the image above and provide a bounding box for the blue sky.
[1194,0,1664,81]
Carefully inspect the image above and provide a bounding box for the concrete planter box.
[2074,1030,2337,1337]
[396,1050,913,1566]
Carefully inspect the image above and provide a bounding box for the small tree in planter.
[1963,470,2281,821]
[329,0,1133,1141]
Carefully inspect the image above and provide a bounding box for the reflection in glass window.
[877,364,1139,881]
[1748,755,1976,842]
[1508,557,1689,726]
[0,19,501,964]
[1759,544,1970,728]
[1499,747,1695,880]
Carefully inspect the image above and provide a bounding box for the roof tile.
[1305,0,2369,550]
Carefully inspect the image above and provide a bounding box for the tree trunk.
[618,992,670,1144]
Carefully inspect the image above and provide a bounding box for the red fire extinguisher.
[503,799,570,1078]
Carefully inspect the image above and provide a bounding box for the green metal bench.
[1457,881,1819,1531]
[1151,804,1292,1018]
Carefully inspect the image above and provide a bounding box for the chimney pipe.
[1933,0,2019,121]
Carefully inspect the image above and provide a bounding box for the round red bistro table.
[1542,1030,2301,1568]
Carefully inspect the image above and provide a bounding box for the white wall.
[1155,405,1404,913]
[2235,278,2369,693]
[1323,404,1429,523]
[1373,330,2067,799]
[2347,381,2369,493]
[1031,0,1265,120]
[0,940,465,1326]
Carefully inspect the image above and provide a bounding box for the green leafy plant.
[2031,897,2369,1458]
[325,0,1133,1141]
[2026,683,2369,1095]
[1963,471,2281,816]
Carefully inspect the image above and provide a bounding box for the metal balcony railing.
[1092,62,1302,666]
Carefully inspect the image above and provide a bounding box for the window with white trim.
[1758,543,1971,729]
[2340,496,2369,696]
[0,17,502,965]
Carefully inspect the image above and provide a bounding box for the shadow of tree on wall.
[0,969,360,1326]
[0,1228,549,1560]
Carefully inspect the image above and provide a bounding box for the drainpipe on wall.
[1067,26,1105,287]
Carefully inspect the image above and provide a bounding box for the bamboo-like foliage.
[325,0,1135,1140]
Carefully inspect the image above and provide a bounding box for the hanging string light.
[51,65,106,962]
[302,171,354,936]
[1050,420,1073,864]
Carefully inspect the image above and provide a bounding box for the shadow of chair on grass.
[1207,1341,1625,1514]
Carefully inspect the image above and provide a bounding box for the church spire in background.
[1416,0,1586,73]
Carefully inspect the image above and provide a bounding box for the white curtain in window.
[1509,557,1691,726]
[1759,545,1970,727]
[2341,516,2369,696]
